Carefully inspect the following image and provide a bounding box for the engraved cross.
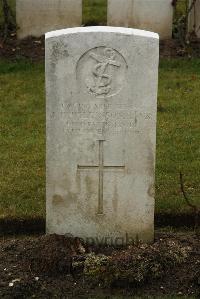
[77,140,125,215]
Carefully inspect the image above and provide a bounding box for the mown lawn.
[83,0,107,25]
[156,59,200,213]
[0,58,200,219]
[0,60,45,218]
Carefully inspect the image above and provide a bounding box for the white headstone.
[46,27,159,245]
[107,0,173,40]
[16,0,82,39]
[188,0,200,38]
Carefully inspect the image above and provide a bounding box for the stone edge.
[45,26,159,40]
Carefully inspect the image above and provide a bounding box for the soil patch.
[0,31,200,62]
[0,33,44,62]
[0,232,199,298]
[160,38,200,58]
[0,213,197,236]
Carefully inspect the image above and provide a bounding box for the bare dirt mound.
[0,232,199,298]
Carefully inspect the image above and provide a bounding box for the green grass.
[156,59,200,214]
[0,60,45,218]
[83,0,107,25]
[0,58,200,219]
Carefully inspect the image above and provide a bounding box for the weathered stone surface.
[46,27,159,244]
[107,0,173,40]
[188,0,200,38]
[16,0,82,39]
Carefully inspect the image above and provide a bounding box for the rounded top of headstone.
[45,26,159,40]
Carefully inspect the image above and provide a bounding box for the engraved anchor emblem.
[86,48,121,96]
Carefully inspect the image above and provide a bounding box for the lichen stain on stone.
[51,41,69,62]
[148,184,155,198]
[52,194,64,206]
[89,141,96,152]
[66,192,77,204]
[85,175,94,196]
[76,171,81,193]
[112,185,118,213]
[146,148,155,176]
[63,173,78,204]
[56,218,61,226]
